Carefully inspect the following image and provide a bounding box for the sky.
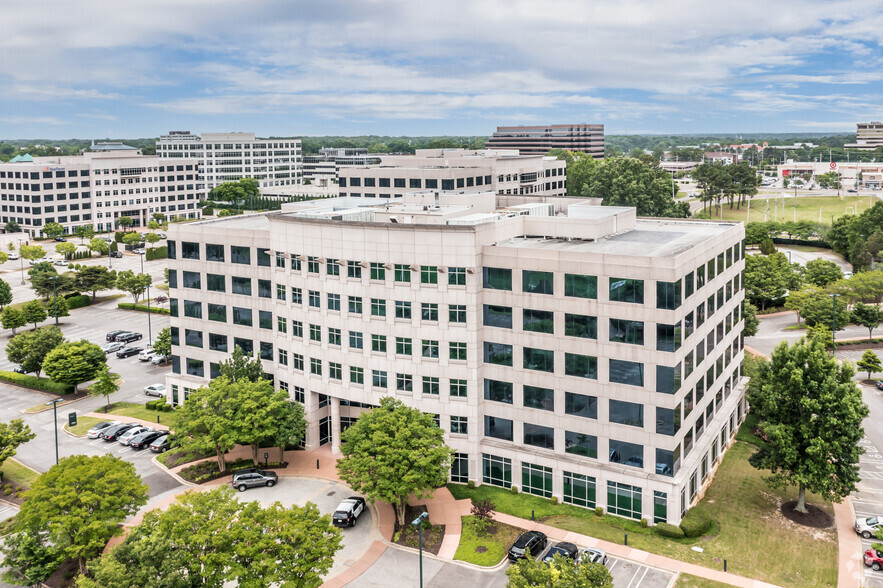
[3,0,883,139]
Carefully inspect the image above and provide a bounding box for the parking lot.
[852,380,883,587]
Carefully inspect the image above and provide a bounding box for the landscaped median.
[95,401,178,428]
[453,515,523,566]
[117,302,170,314]
[0,370,72,395]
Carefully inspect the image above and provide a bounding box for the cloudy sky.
[2,0,882,138]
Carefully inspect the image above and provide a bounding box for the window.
[483,305,512,328]
[370,298,386,317]
[326,328,340,346]
[371,334,387,353]
[420,303,438,321]
[450,379,467,398]
[484,379,513,404]
[209,333,227,352]
[292,353,304,371]
[609,318,644,345]
[523,308,554,333]
[656,365,682,394]
[309,324,322,342]
[207,303,225,322]
[484,342,513,366]
[349,331,363,349]
[609,440,644,469]
[290,254,301,271]
[609,278,644,303]
[259,311,272,330]
[484,416,513,441]
[449,342,467,361]
[258,279,271,298]
[325,259,340,276]
[607,481,642,520]
[181,241,200,260]
[260,342,273,360]
[482,454,511,488]
[230,246,250,265]
[275,251,286,268]
[657,280,682,310]
[657,323,682,352]
[182,271,201,289]
[696,264,706,288]
[394,264,411,282]
[350,367,364,384]
[564,472,596,508]
[395,337,412,355]
[168,270,178,289]
[654,491,668,523]
[451,416,468,435]
[564,274,597,299]
[608,359,643,386]
[564,353,597,379]
[184,329,203,348]
[421,339,439,358]
[329,362,342,380]
[347,260,361,279]
[449,304,466,323]
[609,400,644,427]
[372,370,387,388]
[292,321,303,338]
[448,267,466,285]
[370,263,385,280]
[685,271,695,298]
[565,431,598,458]
[291,287,302,305]
[523,385,554,411]
[523,347,554,372]
[228,306,253,326]
[396,373,413,391]
[422,376,439,395]
[327,293,340,311]
[307,256,319,273]
[232,276,251,296]
[186,358,204,377]
[276,316,287,333]
[206,243,224,262]
[257,249,271,267]
[564,314,597,339]
[483,267,511,290]
[348,296,362,314]
[309,291,320,308]
[310,358,322,375]
[565,392,597,419]
[521,462,553,496]
[522,270,553,294]
[183,300,202,319]
[420,265,438,284]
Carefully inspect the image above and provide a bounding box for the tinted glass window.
[484,416,513,441]
[609,278,644,304]
[522,270,553,294]
[609,400,644,427]
[483,305,512,328]
[564,274,597,299]
[564,353,597,379]
[523,424,554,449]
[484,342,513,366]
[483,379,513,404]
[523,309,554,333]
[565,392,597,419]
[523,347,554,372]
[609,359,644,387]
[565,431,597,458]
[523,385,554,411]
[564,314,597,339]
[483,267,511,290]
[608,439,643,468]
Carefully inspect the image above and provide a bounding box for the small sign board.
[68,412,77,427]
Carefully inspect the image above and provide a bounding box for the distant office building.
[845,122,883,150]
[89,140,140,153]
[486,124,604,158]
[0,151,202,237]
[703,152,740,165]
[777,161,883,188]
[302,148,382,185]
[339,149,566,198]
[156,131,302,194]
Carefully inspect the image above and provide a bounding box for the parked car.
[102,341,125,354]
[856,516,883,538]
[106,330,129,342]
[102,236,114,243]
[133,248,146,255]
[332,497,366,527]
[7,252,18,260]
[231,468,278,492]
[151,355,171,366]
[100,423,137,441]
[53,259,68,266]
[116,346,143,359]
[149,434,172,453]
[130,430,164,450]
[138,349,156,362]
[53,236,66,242]
[144,383,166,397]
[117,332,143,343]
[119,426,154,446]
[578,548,608,566]
[508,531,548,562]
[542,542,579,564]
[13,366,28,374]
[157,233,166,239]
[876,381,883,391]
[865,548,883,571]
[86,421,121,439]
[110,251,123,258]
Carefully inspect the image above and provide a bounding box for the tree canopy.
[588,157,689,218]
[852,302,883,341]
[42,221,64,238]
[174,376,243,471]
[218,345,265,382]
[857,350,882,381]
[744,252,801,311]
[803,258,843,287]
[505,553,613,588]
[5,326,64,376]
[75,265,117,300]
[42,340,107,392]
[0,418,35,472]
[152,326,172,358]
[0,277,13,309]
[1,306,26,335]
[116,270,152,303]
[21,299,47,329]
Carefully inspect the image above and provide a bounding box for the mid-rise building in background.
[845,122,883,150]
[0,151,202,236]
[165,191,746,525]
[303,148,382,186]
[338,149,566,198]
[486,124,604,158]
[156,131,302,194]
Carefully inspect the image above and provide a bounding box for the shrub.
[510,486,518,494]
[114,231,124,243]
[202,207,214,216]
[759,237,776,255]
[146,246,168,261]
[66,295,90,309]
[467,480,475,489]
[655,523,685,538]
[146,400,159,410]
[3,485,10,495]
[471,498,495,521]
[117,303,170,314]
[162,404,172,412]
[595,507,603,517]
[679,508,713,538]
[550,496,559,505]
[0,371,73,395]
[640,518,648,528]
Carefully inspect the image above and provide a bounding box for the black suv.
[508,531,548,562]
[542,542,579,564]
[106,330,128,341]
[117,332,143,343]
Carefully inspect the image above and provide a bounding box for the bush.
[679,508,713,538]
[595,507,603,517]
[655,522,686,538]
[759,238,776,255]
[202,207,214,216]
[146,400,159,410]
[0,371,73,395]
[550,496,559,505]
[510,486,518,494]
[110,241,119,253]
[146,246,168,261]
[162,404,172,412]
[117,303,170,314]
[467,480,475,489]
[66,295,90,310]
[640,518,648,528]
[114,231,124,243]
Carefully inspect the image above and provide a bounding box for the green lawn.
[2,458,40,488]
[453,516,524,566]
[64,415,106,437]
[103,401,178,428]
[674,573,736,588]
[449,438,836,588]
[697,194,879,223]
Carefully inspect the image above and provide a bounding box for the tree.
[0,418,36,472]
[744,253,795,311]
[21,299,47,329]
[89,365,119,410]
[235,380,304,463]
[0,277,12,309]
[857,350,882,381]
[147,220,160,231]
[2,306,26,335]
[88,237,109,256]
[16,454,148,574]
[29,262,75,300]
[42,221,65,239]
[152,327,172,358]
[588,157,689,218]
[55,241,77,259]
[0,251,8,265]
[784,286,819,325]
[77,487,342,588]
[43,340,107,392]
[74,225,95,243]
[6,326,64,377]
[804,258,843,287]
[116,270,152,303]
[748,333,869,513]
[743,301,759,336]
[549,149,599,196]
[144,232,161,248]
[20,244,46,261]
[116,216,133,231]
[852,302,883,341]
[337,396,453,526]
[174,376,243,472]
[505,553,613,588]
[122,232,142,247]
[4,220,20,233]
[800,290,850,330]
[1,527,63,587]
[759,237,776,255]
[47,294,70,319]
[219,345,264,382]
[75,265,117,300]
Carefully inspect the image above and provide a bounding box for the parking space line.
[608,558,619,572]
[629,567,649,588]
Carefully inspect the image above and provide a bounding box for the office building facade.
[486,124,605,158]
[845,122,883,150]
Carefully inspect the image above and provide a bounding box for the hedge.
[146,246,168,261]
[655,522,685,538]
[114,231,124,243]
[772,237,832,249]
[118,303,170,314]
[0,371,73,395]
[66,295,90,310]
[679,508,713,538]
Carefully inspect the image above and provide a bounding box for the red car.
[865,548,883,571]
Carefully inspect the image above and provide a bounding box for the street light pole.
[46,398,62,464]
[139,252,152,342]
[17,238,24,285]
[829,294,838,352]
[412,511,429,588]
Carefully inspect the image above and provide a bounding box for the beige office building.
[845,122,883,150]
[165,192,746,525]
[486,124,605,158]
[338,149,567,199]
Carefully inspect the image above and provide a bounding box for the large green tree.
[748,332,869,513]
[852,302,883,341]
[42,340,107,392]
[174,376,242,471]
[505,553,613,588]
[210,178,260,209]
[116,216,133,231]
[337,396,453,526]
[42,221,65,239]
[21,299,47,329]
[55,241,77,259]
[116,270,152,304]
[803,258,843,287]
[800,290,850,330]
[19,244,46,261]
[47,294,70,319]
[743,301,759,337]
[235,379,305,464]
[219,345,265,382]
[152,326,172,358]
[29,262,75,300]
[89,366,119,410]
[5,326,64,376]
[857,350,882,381]
[74,225,95,243]
[744,252,800,311]
[548,149,599,196]
[0,277,12,308]
[588,157,689,218]
[1,527,63,587]
[1,306,26,335]
[88,237,109,256]
[15,454,148,574]
[75,265,117,300]
[0,418,36,473]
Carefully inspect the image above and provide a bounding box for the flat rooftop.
[196,214,270,230]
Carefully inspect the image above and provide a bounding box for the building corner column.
[330,397,341,454]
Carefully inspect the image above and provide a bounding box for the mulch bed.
[179,458,289,484]
[393,504,445,556]
[835,341,883,351]
[43,558,79,588]
[780,500,834,528]
[0,478,29,506]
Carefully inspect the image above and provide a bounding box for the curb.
[150,454,197,487]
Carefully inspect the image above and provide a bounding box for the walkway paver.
[836,498,864,588]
